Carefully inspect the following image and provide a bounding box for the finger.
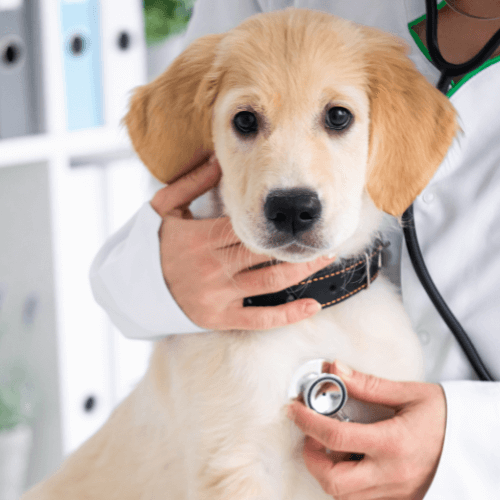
[161,216,241,250]
[167,148,213,183]
[184,217,243,248]
[151,156,221,217]
[287,401,381,455]
[224,299,322,330]
[303,436,351,466]
[202,217,242,247]
[328,360,424,409]
[302,436,335,490]
[216,243,277,276]
[302,437,375,498]
[233,255,336,295]
[334,487,386,500]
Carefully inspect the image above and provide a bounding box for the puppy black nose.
[264,188,321,235]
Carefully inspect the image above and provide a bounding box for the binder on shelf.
[54,162,113,454]
[56,158,150,451]
[100,0,147,129]
[60,0,104,131]
[0,0,42,139]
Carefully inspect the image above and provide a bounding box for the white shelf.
[0,0,154,492]
[0,127,134,168]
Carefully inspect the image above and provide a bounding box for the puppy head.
[125,9,457,262]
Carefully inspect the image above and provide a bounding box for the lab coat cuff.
[90,202,206,338]
[424,381,500,499]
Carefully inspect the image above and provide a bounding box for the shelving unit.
[0,0,157,490]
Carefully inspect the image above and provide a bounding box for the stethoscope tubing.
[426,0,500,81]
[402,0,500,382]
[402,207,494,381]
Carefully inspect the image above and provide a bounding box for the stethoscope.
[288,359,351,420]
[291,0,500,418]
[402,0,500,383]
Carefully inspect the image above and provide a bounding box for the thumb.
[329,360,422,409]
[151,156,221,217]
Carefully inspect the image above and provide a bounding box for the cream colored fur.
[23,9,457,500]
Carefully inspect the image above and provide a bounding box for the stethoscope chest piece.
[288,359,350,421]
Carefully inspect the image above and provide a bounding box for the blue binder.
[60,0,104,130]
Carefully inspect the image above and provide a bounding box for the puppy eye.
[325,107,352,131]
[233,111,258,135]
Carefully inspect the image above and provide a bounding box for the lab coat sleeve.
[89,202,206,339]
[425,381,500,499]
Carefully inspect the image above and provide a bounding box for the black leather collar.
[243,239,387,309]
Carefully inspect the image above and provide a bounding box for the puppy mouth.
[263,235,324,251]
[278,242,322,256]
[283,242,314,253]
[257,232,329,260]
[261,223,326,248]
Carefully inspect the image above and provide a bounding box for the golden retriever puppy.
[23,9,457,500]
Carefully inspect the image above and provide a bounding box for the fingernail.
[322,253,336,261]
[305,301,322,315]
[334,360,353,379]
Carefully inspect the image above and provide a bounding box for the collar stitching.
[298,243,384,285]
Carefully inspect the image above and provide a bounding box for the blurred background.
[0,0,195,497]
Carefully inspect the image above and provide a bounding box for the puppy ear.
[124,34,225,183]
[363,29,458,216]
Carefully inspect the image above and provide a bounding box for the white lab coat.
[89,1,500,497]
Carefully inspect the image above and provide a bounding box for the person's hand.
[287,361,447,500]
[150,154,335,331]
